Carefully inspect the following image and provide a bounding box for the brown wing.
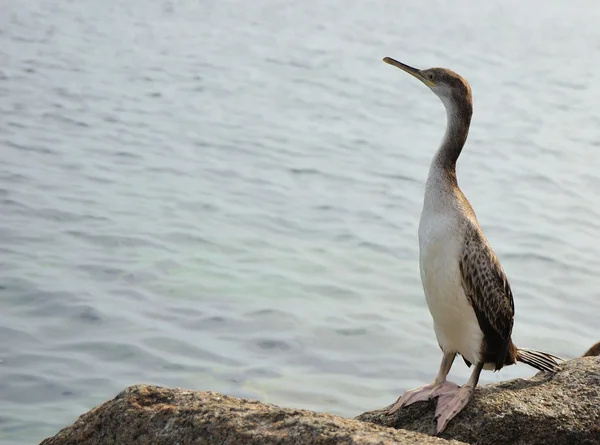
[459,224,515,370]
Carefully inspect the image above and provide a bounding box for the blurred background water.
[1,0,600,443]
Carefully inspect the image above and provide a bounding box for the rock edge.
[39,385,464,445]
[40,357,599,445]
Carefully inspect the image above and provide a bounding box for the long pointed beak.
[383,57,428,85]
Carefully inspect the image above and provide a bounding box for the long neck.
[430,96,473,183]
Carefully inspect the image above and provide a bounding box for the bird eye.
[427,73,435,81]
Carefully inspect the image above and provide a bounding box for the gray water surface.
[2,1,600,443]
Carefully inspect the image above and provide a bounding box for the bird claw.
[388,381,460,415]
[434,385,474,434]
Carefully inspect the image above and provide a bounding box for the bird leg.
[388,352,458,415]
[435,361,483,434]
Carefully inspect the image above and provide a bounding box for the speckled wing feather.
[459,224,515,370]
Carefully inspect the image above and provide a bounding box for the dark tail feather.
[516,348,563,372]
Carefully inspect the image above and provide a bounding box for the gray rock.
[39,385,465,445]
[357,357,600,445]
[38,357,599,445]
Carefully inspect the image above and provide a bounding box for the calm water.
[2,1,600,443]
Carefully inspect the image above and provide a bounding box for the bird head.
[383,57,472,117]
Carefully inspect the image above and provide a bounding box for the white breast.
[418,190,483,366]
